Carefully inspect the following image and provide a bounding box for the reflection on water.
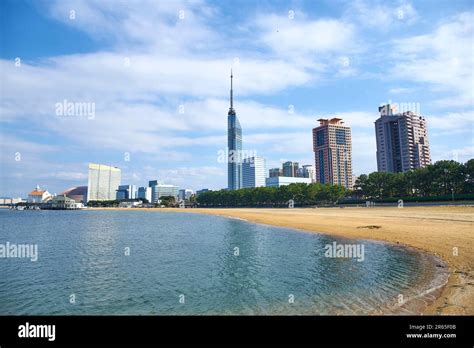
[0,210,445,315]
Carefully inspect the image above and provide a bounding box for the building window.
[316,130,325,146]
[335,129,346,145]
[318,150,325,183]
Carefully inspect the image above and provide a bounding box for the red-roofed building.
[28,185,52,203]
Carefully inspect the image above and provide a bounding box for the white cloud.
[50,171,88,181]
[391,12,474,107]
[256,13,355,57]
[351,131,377,175]
[347,0,418,29]
[1,54,310,106]
[0,134,59,165]
[46,0,217,53]
[333,111,377,128]
[429,111,474,134]
[388,87,414,94]
[431,145,474,164]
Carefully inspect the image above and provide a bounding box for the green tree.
[159,195,176,207]
[429,160,464,195]
[462,159,474,193]
[353,174,369,198]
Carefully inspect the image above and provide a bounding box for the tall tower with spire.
[227,70,242,190]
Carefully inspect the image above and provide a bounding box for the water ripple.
[0,210,446,315]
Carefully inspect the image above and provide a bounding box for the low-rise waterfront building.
[118,200,142,208]
[50,195,83,209]
[0,197,25,205]
[28,186,52,203]
[265,177,312,188]
[151,184,179,203]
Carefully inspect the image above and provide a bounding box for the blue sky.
[1,0,473,197]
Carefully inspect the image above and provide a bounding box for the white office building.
[87,163,121,201]
[242,156,267,188]
[151,184,179,203]
[265,176,311,188]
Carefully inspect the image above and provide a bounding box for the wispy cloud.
[256,13,355,56]
[346,0,418,29]
[391,12,474,108]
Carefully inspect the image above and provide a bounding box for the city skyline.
[1,0,473,197]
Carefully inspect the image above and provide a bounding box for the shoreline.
[88,206,473,314]
[167,210,453,315]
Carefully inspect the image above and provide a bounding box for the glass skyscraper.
[227,70,242,190]
[116,185,137,200]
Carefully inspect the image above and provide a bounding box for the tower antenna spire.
[230,69,233,110]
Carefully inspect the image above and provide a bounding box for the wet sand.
[90,206,474,315]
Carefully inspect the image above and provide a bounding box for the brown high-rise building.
[269,168,282,177]
[312,118,353,189]
[375,104,431,172]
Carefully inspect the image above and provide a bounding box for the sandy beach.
[91,206,474,315]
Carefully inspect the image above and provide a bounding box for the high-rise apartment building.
[227,70,243,190]
[312,118,353,189]
[298,165,315,182]
[87,163,121,201]
[242,156,267,188]
[265,176,312,188]
[375,104,431,172]
[282,161,299,177]
[269,168,282,177]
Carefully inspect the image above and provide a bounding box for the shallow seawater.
[0,210,446,315]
